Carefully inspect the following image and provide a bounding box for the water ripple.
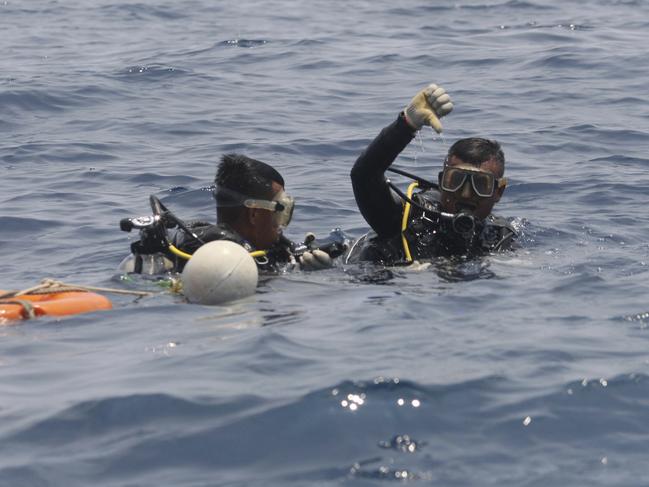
[216,39,269,48]
[115,64,190,81]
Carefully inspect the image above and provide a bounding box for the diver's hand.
[404,83,453,133]
[299,249,333,271]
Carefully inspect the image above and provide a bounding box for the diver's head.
[438,138,506,220]
[214,153,293,249]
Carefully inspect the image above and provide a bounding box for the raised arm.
[350,84,453,238]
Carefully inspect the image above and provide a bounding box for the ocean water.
[2,0,649,485]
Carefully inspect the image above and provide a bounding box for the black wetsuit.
[349,113,516,265]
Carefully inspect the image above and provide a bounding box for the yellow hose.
[401,182,419,263]
[168,244,193,260]
[168,243,267,260]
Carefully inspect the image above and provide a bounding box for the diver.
[348,83,516,265]
[119,153,344,274]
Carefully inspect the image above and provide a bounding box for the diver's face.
[439,155,506,220]
[249,181,284,249]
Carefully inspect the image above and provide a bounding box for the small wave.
[349,459,429,481]
[358,53,402,65]
[4,373,645,484]
[99,3,189,20]
[391,0,552,16]
[3,392,262,446]
[590,155,649,168]
[0,89,77,114]
[127,173,199,187]
[524,50,600,70]
[502,20,590,31]
[571,126,649,144]
[387,5,453,16]
[2,142,119,165]
[291,38,328,47]
[216,39,269,48]
[378,433,423,453]
[345,253,504,285]
[255,305,307,328]
[115,64,190,81]
[0,216,61,237]
[619,311,649,324]
[487,373,649,441]
[163,38,270,60]
[293,59,340,71]
[467,0,555,10]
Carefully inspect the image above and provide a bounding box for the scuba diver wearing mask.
[119,154,345,274]
[348,83,516,265]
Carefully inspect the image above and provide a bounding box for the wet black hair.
[447,138,505,177]
[214,153,284,223]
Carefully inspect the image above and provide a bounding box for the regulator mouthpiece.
[452,212,476,237]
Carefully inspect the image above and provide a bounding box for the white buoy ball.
[181,241,258,305]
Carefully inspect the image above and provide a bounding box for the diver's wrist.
[400,111,419,132]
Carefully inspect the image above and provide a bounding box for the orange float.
[0,290,112,323]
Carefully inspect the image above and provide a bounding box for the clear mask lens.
[272,191,294,228]
[441,167,495,197]
[243,190,295,228]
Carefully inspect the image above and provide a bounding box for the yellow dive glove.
[297,233,334,271]
[299,249,333,271]
[404,83,454,133]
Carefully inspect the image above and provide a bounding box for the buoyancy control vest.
[351,185,516,265]
[404,187,516,259]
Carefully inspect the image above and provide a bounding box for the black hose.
[387,180,436,216]
[149,195,206,245]
[386,166,438,190]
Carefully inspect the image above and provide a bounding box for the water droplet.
[523,416,532,426]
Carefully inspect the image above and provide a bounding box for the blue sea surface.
[2,0,649,485]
